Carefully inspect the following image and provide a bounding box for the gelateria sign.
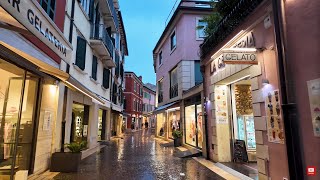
[222,48,258,65]
[0,0,71,59]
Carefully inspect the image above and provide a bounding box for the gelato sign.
[0,0,71,60]
[222,51,258,65]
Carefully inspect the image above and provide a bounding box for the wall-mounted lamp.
[262,79,270,86]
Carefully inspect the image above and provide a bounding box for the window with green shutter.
[91,56,98,80]
[75,36,87,70]
[102,68,110,89]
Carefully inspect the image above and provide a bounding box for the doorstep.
[193,157,255,180]
[28,170,59,180]
[173,145,202,158]
[218,162,258,180]
[154,137,174,147]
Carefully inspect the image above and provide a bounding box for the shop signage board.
[210,32,256,74]
[265,90,285,144]
[215,85,228,124]
[222,51,258,65]
[307,78,320,137]
[0,0,72,60]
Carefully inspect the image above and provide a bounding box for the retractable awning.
[0,41,105,104]
[154,101,179,114]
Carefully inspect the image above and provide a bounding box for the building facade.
[0,0,71,179]
[123,72,144,130]
[200,0,320,179]
[0,0,128,179]
[62,0,128,157]
[142,84,156,128]
[152,1,211,152]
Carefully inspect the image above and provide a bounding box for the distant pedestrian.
[145,122,149,129]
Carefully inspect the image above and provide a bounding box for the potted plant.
[50,141,87,172]
[172,130,183,147]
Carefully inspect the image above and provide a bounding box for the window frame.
[158,51,163,67]
[40,0,56,20]
[80,0,90,15]
[196,17,207,40]
[170,30,177,52]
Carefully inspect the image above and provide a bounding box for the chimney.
[138,76,142,81]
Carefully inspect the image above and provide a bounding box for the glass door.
[196,104,203,149]
[185,104,203,149]
[0,59,39,179]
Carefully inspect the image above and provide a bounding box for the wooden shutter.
[91,55,98,80]
[75,36,87,70]
[103,68,110,89]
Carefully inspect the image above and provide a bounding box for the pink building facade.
[153,1,211,151]
[200,0,320,179]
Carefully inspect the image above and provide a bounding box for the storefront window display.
[156,113,165,137]
[185,104,203,148]
[71,103,89,142]
[0,59,39,177]
[230,81,256,161]
[168,109,180,139]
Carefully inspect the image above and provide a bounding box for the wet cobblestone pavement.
[53,129,224,180]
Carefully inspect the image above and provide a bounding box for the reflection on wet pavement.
[54,130,224,180]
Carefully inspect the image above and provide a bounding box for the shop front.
[154,102,179,140]
[97,109,107,141]
[0,58,41,179]
[156,113,166,137]
[202,7,290,178]
[184,95,203,149]
[167,108,180,139]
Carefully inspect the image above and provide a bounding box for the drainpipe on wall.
[272,0,304,179]
[200,65,210,160]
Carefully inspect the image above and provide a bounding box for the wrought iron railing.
[200,0,264,59]
[90,23,114,58]
[108,0,119,31]
[170,84,179,99]
[158,92,163,103]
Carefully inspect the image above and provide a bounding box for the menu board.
[265,90,285,144]
[215,85,228,124]
[233,140,248,162]
[307,78,320,137]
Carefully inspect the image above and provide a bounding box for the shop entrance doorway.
[0,59,40,178]
[71,103,89,143]
[98,109,107,141]
[185,104,203,149]
[228,78,257,166]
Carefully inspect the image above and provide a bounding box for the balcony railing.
[90,24,114,58]
[158,92,163,104]
[170,84,178,99]
[108,0,119,31]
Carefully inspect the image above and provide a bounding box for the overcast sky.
[119,0,177,85]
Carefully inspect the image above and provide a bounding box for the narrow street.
[53,130,224,180]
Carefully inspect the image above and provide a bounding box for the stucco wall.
[155,13,206,107]
[202,1,291,179]
[284,1,320,179]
